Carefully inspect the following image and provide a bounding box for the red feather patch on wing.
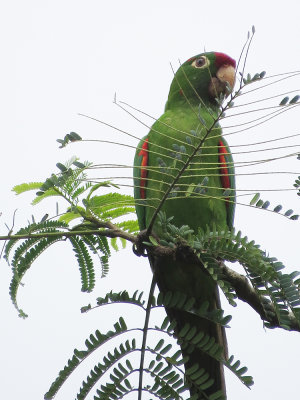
[218,139,230,207]
[138,138,149,199]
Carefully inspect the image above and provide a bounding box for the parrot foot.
[175,241,197,263]
[132,230,149,257]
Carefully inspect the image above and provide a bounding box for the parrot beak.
[208,64,236,100]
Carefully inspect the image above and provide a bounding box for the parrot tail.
[150,254,228,399]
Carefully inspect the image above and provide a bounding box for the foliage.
[249,192,299,220]
[44,290,253,400]
[156,212,300,330]
[4,158,138,317]
[1,26,300,399]
[40,208,300,398]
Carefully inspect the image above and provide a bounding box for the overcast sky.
[1,1,300,399]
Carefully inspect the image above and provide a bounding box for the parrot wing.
[133,136,149,230]
[218,137,236,229]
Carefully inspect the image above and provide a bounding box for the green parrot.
[133,52,236,399]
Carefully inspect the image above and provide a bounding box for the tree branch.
[0,226,137,244]
[2,217,299,332]
[219,262,300,332]
[147,242,300,332]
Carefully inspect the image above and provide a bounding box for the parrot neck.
[165,91,220,114]
[164,72,222,112]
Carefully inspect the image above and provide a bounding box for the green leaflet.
[12,182,44,194]
[56,131,82,148]
[87,193,136,221]
[69,237,93,291]
[249,192,299,220]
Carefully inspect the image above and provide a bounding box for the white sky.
[1,1,300,399]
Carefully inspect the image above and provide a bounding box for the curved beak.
[208,64,236,99]
[217,65,236,91]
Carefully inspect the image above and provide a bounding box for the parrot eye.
[192,56,209,69]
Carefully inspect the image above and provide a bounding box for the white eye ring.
[191,56,210,69]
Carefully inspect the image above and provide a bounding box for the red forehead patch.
[214,52,236,69]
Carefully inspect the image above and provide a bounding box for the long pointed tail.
[150,254,227,399]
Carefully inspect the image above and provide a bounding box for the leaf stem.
[138,275,156,400]
[0,227,137,243]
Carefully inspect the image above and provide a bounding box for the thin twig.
[0,209,17,259]
[0,227,137,244]
[138,275,156,400]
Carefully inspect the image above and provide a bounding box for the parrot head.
[166,52,236,109]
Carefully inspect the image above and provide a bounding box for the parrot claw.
[175,241,197,263]
[132,230,149,257]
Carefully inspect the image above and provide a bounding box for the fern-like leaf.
[96,290,145,309]
[80,234,111,278]
[69,237,95,292]
[86,193,136,221]
[44,317,130,399]
[9,236,63,317]
[12,182,44,194]
[158,215,300,331]
[155,292,232,328]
